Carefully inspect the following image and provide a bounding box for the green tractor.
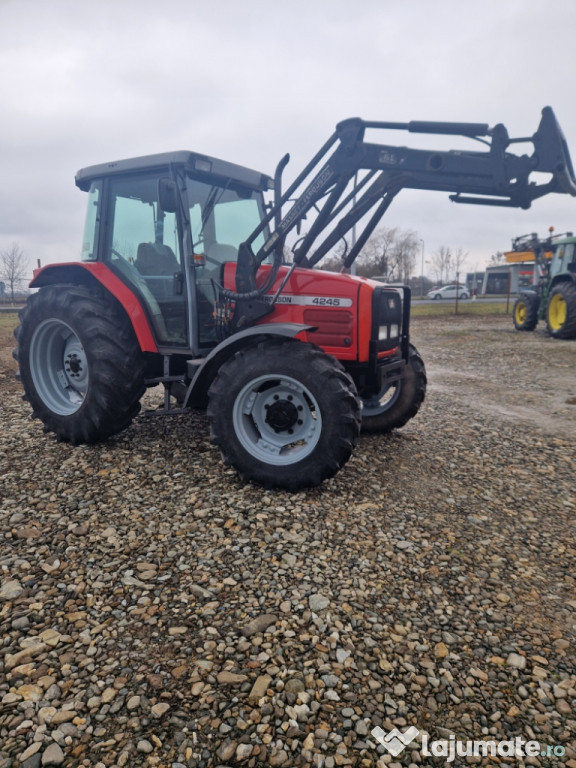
[512,230,576,339]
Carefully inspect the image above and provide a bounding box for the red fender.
[30,262,158,352]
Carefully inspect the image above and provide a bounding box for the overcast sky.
[2,0,576,280]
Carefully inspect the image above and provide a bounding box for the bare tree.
[318,230,396,275]
[430,246,452,285]
[392,230,419,283]
[0,243,29,302]
[319,226,419,282]
[429,246,469,284]
[319,253,345,272]
[489,250,505,265]
[355,227,398,278]
[452,247,468,283]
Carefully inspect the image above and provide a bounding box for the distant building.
[481,263,536,294]
[465,271,485,295]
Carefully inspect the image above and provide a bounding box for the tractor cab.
[549,238,576,281]
[76,152,273,353]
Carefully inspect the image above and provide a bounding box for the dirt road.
[411,314,576,440]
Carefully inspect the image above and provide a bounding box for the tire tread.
[14,286,146,444]
[207,339,360,490]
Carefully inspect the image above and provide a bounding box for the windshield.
[186,176,268,262]
[186,176,270,346]
[552,242,575,275]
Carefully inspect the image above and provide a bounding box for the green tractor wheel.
[512,293,539,332]
[546,283,576,339]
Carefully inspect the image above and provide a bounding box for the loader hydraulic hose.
[219,247,282,302]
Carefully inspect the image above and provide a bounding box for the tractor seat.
[135,242,180,275]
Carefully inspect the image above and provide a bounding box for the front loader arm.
[224,107,575,332]
[233,107,575,293]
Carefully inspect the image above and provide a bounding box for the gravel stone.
[19,743,42,762]
[240,613,278,636]
[137,739,154,754]
[0,579,24,600]
[309,593,330,611]
[40,743,64,765]
[248,673,272,701]
[507,652,527,670]
[151,702,170,718]
[21,757,41,768]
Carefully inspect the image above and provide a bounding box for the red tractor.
[14,108,576,489]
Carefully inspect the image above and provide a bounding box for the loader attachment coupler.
[227,107,576,316]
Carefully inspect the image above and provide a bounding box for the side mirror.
[158,178,178,213]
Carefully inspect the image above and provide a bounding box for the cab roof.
[75,150,273,192]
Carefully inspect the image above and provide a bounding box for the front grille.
[303,308,353,347]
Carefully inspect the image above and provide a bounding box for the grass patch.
[0,313,19,333]
[411,301,510,318]
[0,302,510,333]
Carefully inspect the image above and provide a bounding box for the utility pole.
[420,239,425,297]
[455,270,459,314]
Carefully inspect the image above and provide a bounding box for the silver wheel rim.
[30,319,88,415]
[232,374,322,465]
[361,380,401,417]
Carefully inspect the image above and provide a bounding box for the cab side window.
[106,175,186,345]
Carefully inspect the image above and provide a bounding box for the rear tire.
[207,339,360,490]
[513,293,539,332]
[14,286,146,444]
[360,344,426,433]
[546,283,576,339]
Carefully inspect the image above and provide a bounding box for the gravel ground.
[0,313,575,768]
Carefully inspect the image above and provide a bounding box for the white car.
[427,284,469,300]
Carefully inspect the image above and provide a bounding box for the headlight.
[379,323,399,340]
[372,288,403,351]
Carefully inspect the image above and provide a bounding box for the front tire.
[360,345,426,433]
[513,293,540,332]
[207,340,360,490]
[546,283,576,339]
[14,286,146,444]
